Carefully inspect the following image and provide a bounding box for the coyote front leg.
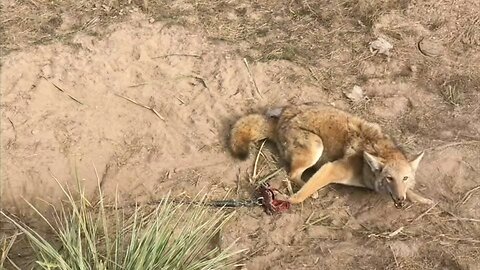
[406,189,434,205]
[288,158,359,204]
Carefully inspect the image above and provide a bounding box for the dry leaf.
[370,37,393,56]
[345,85,364,102]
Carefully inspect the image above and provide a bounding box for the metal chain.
[203,197,264,208]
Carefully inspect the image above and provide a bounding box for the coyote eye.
[385,176,393,182]
[403,176,408,182]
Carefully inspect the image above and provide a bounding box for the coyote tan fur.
[229,103,433,208]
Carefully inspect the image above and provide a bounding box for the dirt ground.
[1,0,480,269]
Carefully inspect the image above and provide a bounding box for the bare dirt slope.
[1,0,480,269]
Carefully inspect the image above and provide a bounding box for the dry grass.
[0,172,244,270]
[0,232,21,269]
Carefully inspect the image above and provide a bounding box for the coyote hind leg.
[283,129,324,187]
[288,158,359,204]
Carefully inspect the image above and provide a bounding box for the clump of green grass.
[1,175,244,270]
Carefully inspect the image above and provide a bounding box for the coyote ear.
[363,152,384,172]
[409,151,424,173]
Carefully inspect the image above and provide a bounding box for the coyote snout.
[386,181,407,208]
[386,177,408,209]
[391,195,406,209]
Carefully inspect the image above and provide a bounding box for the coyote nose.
[394,201,405,208]
[394,197,406,209]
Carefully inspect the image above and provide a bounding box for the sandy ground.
[1,0,480,269]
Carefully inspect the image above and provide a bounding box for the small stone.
[418,38,444,57]
[344,85,364,102]
[149,18,155,24]
[369,37,393,56]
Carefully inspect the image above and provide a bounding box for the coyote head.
[363,151,424,208]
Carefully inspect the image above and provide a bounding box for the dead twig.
[459,185,480,205]
[367,226,405,239]
[81,17,98,31]
[410,202,438,223]
[1,232,22,270]
[243,58,262,98]
[389,245,399,268]
[300,214,329,231]
[256,169,283,187]
[115,93,165,121]
[439,234,480,244]
[283,178,294,195]
[244,244,267,258]
[26,0,39,8]
[460,160,477,172]
[426,141,480,152]
[303,212,315,228]
[248,140,285,187]
[387,226,404,238]
[6,257,21,270]
[6,117,16,143]
[448,217,480,223]
[153,53,202,59]
[176,96,186,105]
[193,75,208,89]
[179,74,208,89]
[128,82,149,88]
[42,77,83,105]
[252,140,267,180]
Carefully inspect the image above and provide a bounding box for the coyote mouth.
[389,192,405,209]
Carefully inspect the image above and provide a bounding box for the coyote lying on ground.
[229,103,433,208]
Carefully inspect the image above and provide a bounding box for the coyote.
[229,103,433,208]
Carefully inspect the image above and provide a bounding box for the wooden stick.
[427,141,480,152]
[43,77,83,105]
[153,53,202,59]
[256,168,283,186]
[115,93,165,121]
[389,245,399,268]
[448,217,480,223]
[411,202,438,223]
[460,185,480,205]
[243,58,262,98]
[253,140,267,179]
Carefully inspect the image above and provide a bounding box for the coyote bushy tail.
[229,114,276,159]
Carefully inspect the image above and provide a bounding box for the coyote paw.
[274,192,290,202]
[256,184,291,214]
[407,190,435,206]
[418,197,435,205]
